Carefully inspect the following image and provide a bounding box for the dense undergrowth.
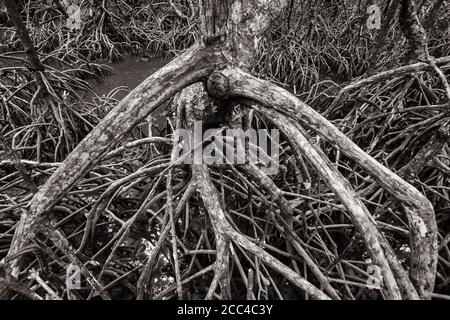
[0,0,449,299]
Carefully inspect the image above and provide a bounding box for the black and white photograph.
[0,0,449,305]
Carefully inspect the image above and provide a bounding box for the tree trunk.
[399,0,427,62]
[3,0,44,72]
[0,0,438,300]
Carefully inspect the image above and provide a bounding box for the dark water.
[85,55,167,101]
[0,53,167,100]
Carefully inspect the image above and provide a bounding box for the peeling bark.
[200,0,287,67]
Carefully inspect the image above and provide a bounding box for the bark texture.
[206,66,438,299]
[3,0,45,72]
[2,45,225,280]
[1,0,439,300]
